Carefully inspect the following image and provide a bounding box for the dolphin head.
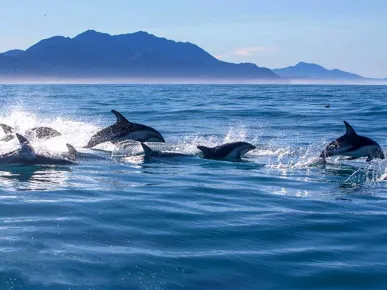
[198,142,256,160]
[144,128,166,143]
[241,142,256,152]
[236,142,256,157]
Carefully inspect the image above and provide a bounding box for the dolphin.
[141,143,192,160]
[320,121,385,162]
[0,125,61,142]
[197,142,256,161]
[85,110,165,148]
[0,133,77,165]
[26,127,62,139]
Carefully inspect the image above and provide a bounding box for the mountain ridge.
[0,30,278,80]
[273,62,364,80]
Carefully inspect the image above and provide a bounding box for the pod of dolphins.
[0,110,385,165]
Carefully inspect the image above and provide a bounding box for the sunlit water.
[0,84,387,289]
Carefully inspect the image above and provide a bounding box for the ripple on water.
[0,85,387,289]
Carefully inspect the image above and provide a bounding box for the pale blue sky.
[0,0,386,78]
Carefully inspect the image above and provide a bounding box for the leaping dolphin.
[0,133,77,165]
[320,121,385,162]
[197,142,256,161]
[0,125,61,142]
[26,127,62,139]
[85,110,165,148]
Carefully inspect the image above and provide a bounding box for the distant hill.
[273,62,364,80]
[2,49,24,57]
[0,30,278,80]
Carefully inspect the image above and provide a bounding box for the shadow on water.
[0,164,72,191]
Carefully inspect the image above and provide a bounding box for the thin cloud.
[215,54,229,59]
[216,46,277,59]
[234,46,276,56]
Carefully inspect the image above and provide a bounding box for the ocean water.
[0,84,387,290]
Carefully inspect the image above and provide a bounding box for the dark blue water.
[0,85,387,290]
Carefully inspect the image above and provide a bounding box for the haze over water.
[0,84,387,289]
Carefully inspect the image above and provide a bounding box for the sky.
[0,0,386,78]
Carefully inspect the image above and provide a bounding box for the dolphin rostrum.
[0,133,77,165]
[320,121,385,162]
[85,110,165,148]
[197,142,256,161]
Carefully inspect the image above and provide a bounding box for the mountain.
[0,30,278,80]
[2,49,24,57]
[273,62,364,80]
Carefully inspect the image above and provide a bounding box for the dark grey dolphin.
[0,133,77,165]
[320,121,385,162]
[85,110,165,148]
[197,142,256,161]
[26,127,62,139]
[141,143,191,160]
[0,126,61,142]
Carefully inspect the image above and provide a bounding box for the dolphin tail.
[197,145,213,158]
[0,123,14,134]
[111,110,130,124]
[141,143,154,157]
[66,144,78,161]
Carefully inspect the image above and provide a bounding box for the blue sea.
[0,84,387,290]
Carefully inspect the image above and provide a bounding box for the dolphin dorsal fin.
[15,133,36,158]
[197,145,213,157]
[111,110,130,124]
[66,144,78,161]
[141,143,154,157]
[0,123,14,134]
[343,121,357,136]
[16,133,31,146]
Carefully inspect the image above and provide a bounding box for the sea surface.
[0,84,387,290]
